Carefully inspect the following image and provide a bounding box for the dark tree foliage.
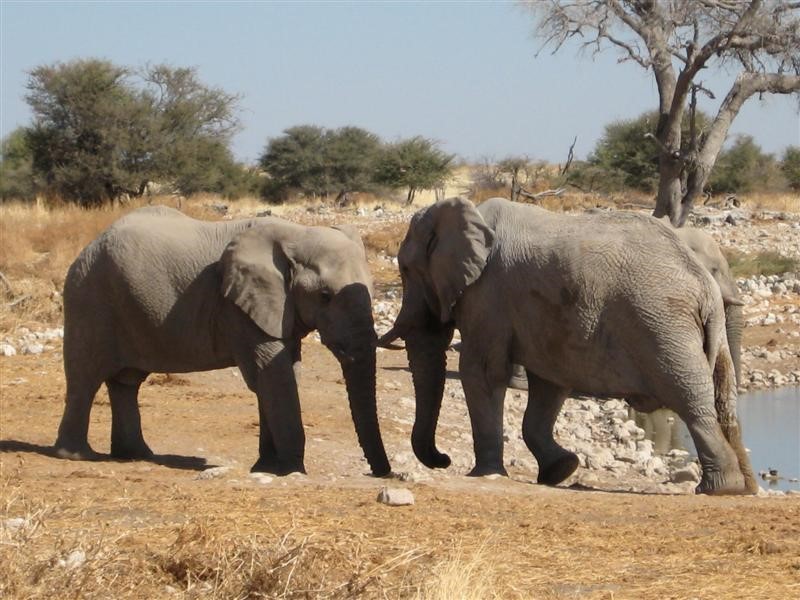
[22,59,242,205]
[373,136,455,205]
[589,110,710,193]
[0,128,36,202]
[708,135,778,194]
[782,146,800,191]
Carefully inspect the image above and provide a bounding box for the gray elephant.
[509,217,746,389]
[670,224,744,386]
[380,197,756,495]
[54,206,391,477]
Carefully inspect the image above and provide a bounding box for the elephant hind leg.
[55,373,104,461]
[108,370,153,460]
[523,373,579,486]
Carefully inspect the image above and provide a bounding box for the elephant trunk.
[406,325,454,469]
[725,304,743,388]
[340,344,391,477]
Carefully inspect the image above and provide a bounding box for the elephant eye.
[320,289,333,303]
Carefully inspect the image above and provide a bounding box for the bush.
[782,146,800,191]
[0,128,36,202]
[708,135,779,194]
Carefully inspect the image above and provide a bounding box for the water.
[633,387,800,492]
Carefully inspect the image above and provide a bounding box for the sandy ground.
[2,335,800,598]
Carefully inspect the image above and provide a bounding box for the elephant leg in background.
[522,372,579,485]
[238,340,306,475]
[459,349,509,477]
[108,371,153,460]
[508,364,529,390]
[54,373,104,460]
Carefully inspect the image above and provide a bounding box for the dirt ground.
[2,335,800,599]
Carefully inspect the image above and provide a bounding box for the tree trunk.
[405,187,416,206]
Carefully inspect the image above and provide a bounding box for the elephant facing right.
[381,197,758,495]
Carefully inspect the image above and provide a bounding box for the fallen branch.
[0,271,14,297]
[518,187,566,201]
[6,294,30,308]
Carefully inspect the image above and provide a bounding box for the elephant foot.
[251,457,306,476]
[537,452,580,486]
[508,365,528,391]
[110,440,154,461]
[468,463,508,477]
[54,441,101,461]
[695,468,749,495]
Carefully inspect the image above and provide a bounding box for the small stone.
[58,549,86,569]
[377,486,415,506]
[3,517,29,531]
[195,466,231,480]
[670,463,701,484]
[0,343,16,357]
[249,473,274,485]
[21,342,44,355]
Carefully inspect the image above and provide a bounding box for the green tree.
[708,135,776,194]
[259,125,382,202]
[24,59,241,205]
[0,127,36,202]
[589,111,710,193]
[324,126,382,205]
[374,136,454,205]
[259,125,328,199]
[782,146,800,191]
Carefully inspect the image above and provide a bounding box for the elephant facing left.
[54,205,391,477]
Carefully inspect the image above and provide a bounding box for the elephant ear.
[220,226,295,339]
[420,197,494,322]
[331,224,367,257]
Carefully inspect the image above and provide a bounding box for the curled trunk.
[406,325,454,469]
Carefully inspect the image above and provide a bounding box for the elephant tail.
[706,313,759,494]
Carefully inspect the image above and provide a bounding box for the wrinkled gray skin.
[669,225,744,387]
[509,218,746,389]
[381,197,756,495]
[55,206,391,477]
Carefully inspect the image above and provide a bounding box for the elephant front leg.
[523,373,579,486]
[460,354,508,477]
[249,343,306,475]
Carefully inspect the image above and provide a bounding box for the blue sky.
[1,1,798,164]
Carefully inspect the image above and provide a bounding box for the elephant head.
[222,222,390,476]
[380,198,494,469]
[670,225,745,386]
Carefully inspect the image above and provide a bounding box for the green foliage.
[0,127,36,201]
[260,127,451,205]
[373,136,454,204]
[22,58,241,205]
[724,249,799,278]
[708,135,777,194]
[782,146,800,191]
[589,110,710,193]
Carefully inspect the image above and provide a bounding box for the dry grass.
[741,192,800,213]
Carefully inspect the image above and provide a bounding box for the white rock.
[670,463,701,484]
[195,466,231,480]
[377,486,415,506]
[21,342,45,355]
[249,473,274,485]
[58,549,86,569]
[0,343,16,357]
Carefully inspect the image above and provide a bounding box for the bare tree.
[525,0,800,226]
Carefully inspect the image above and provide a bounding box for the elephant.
[669,224,744,386]
[379,197,757,495]
[54,205,391,477]
[508,217,746,390]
